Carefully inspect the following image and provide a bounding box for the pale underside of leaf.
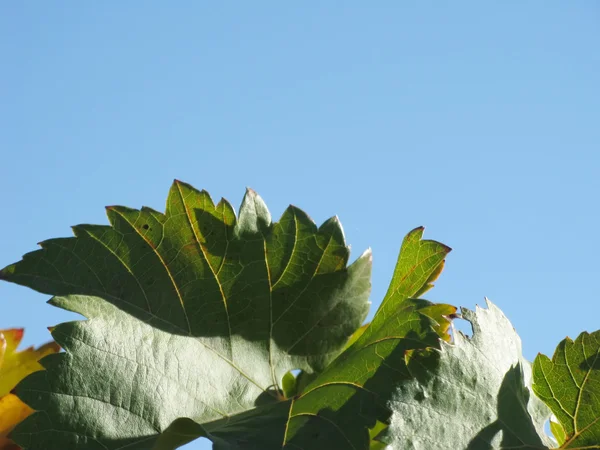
[387,299,554,450]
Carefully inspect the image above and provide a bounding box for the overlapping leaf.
[196,227,455,449]
[386,300,555,450]
[533,330,600,448]
[1,182,457,449]
[181,227,455,449]
[1,182,372,449]
[280,227,456,449]
[0,329,59,449]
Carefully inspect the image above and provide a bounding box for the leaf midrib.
[566,339,600,447]
[110,207,192,335]
[176,182,233,356]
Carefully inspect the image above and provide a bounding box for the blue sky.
[1,3,598,449]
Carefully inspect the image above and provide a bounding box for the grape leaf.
[0,329,59,450]
[0,181,372,449]
[387,300,555,450]
[148,227,455,449]
[281,227,456,448]
[533,330,600,448]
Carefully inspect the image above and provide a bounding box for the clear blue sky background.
[1,3,598,449]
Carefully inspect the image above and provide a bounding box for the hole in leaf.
[544,418,551,436]
[142,224,149,230]
[451,316,473,341]
[179,438,210,449]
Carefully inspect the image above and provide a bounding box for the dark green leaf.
[533,330,600,448]
[387,300,554,450]
[1,181,371,449]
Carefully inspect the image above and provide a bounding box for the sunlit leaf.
[0,180,456,449]
[0,329,59,397]
[533,330,600,448]
[282,227,455,448]
[550,418,566,446]
[1,182,372,449]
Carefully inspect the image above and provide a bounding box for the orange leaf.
[0,329,59,449]
[0,394,33,445]
[0,329,60,396]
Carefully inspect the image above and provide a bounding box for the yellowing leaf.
[0,329,59,450]
[0,329,59,397]
[0,394,32,442]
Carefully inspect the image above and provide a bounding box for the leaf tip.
[237,188,271,236]
[354,247,373,266]
[483,297,495,309]
[4,328,25,344]
[405,226,426,241]
[173,179,196,192]
[0,262,17,279]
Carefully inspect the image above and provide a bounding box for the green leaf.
[281,371,297,399]
[368,421,389,450]
[549,419,566,446]
[1,181,371,449]
[281,227,456,448]
[387,300,554,450]
[533,330,600,448]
